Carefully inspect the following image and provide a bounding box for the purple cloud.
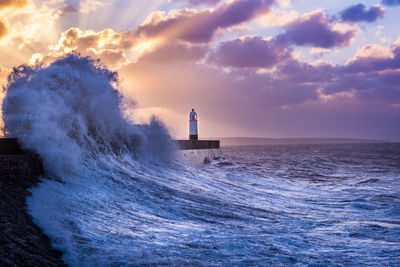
[345,46,400,73]
[135,0,275,43]
[208,36,291,68]
[138,42,207,63]
[382,0,400,6]
[278,11,357,48]
[172,0,221,6]
[205,36,400,107]
[340,4,385,22]
[62,5,78,13]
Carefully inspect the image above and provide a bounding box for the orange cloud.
[0,64,9,86]
[0,0,28,10]
[0,0,28,40]
[0,19,8,39]
[30,28,129,69]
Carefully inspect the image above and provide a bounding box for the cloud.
[0,0,28,39]
[171,0,221,6]
[381,0,400,6]
[0,64,9,86]
[345,44,400,73]
[60,5,78,15]
[208,36,291,68]
[0,0,28,10]
[353,44,394,59]
[138,41,207,63]
[42,0,276,68]
[340,4,385,22]
[0,19,8,39]
[278,11,357,48]
[79,0,108,14]
[135,0,276,43]
[38,0,277,67]
[29,28,129,69]
[0,0,66,67]
[259,8,298,27]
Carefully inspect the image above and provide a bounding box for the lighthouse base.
[189,135,198,140]
[174,139,221,166]
[175,148,221,166]
[175,140,219,150]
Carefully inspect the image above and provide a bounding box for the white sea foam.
[2,53,173,177]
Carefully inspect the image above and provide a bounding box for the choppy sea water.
[27,142,400,266]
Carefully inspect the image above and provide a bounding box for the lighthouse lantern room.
[189,108,198,140]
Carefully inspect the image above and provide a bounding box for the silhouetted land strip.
[0,138,65,266]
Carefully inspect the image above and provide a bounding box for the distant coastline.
[217,137,394,147]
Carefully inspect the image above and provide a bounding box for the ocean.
[3,54,399,266]
[24,142,400,266]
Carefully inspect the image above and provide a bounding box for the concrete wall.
[175,140,220,150]
[175,148,222,166]
[0,138,222,169]
[0,138,23,155]
[0,155,63,266]
[0,138,43,178]
[0,155,43,178]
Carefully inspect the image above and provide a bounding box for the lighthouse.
[175,108,219,152]
[189,108,198,140]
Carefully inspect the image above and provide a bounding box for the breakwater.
[175,140,221,165]
[175,140,220,150]
[0,138,65,266]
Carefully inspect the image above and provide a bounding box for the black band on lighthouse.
[189,135,198,140]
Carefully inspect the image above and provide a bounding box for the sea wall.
[174,140,221,165]
[175,148,222,165]
[0,139,65,266]
[0,154,43,177]
[0,138,23,155]
[175,140,220,150]
[0,138,43,178]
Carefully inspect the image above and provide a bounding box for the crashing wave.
[2,53,174,176]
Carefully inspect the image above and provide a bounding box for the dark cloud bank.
[278,11,356,48]
[340,4,385,22]
[172,0,222,6]
[382,0,400,6]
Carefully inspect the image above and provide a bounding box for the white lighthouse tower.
[189,108,198,140]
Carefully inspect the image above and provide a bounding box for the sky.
[0,0,399,140]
